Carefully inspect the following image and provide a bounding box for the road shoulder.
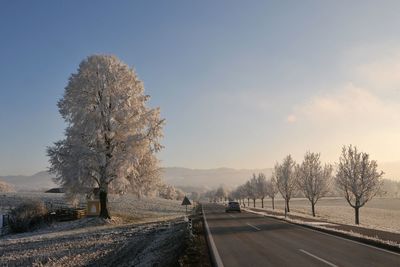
[244,207,400,254]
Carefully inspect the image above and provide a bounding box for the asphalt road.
[203,203,400,267]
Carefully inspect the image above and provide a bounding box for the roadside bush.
[8,200,48,233]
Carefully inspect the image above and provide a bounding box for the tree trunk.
[99,190,111,219]
[286,198,290,213]
[355,206,360,225]
[253,198,255,208]
[311,202,315,217]
[261,197,264,208]
[272,197,275,210]
[247,198,249,206]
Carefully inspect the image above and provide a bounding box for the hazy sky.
[1,1,400,175]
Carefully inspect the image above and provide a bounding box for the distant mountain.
[2,165,398,193]
[0,171,57,191]
[162,167,273,189]
[0,167,273,192]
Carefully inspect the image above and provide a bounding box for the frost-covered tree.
[228,190,237,202]
[266,176,278,210]
[215,186,229,202]
[175,188,186,200]
[256,173,268,208]
[126,151,162,199]
[159,184,178,200]
[243,181,251,206]
[336,145,383,224]
[275,155,297,213]
[47,55,164,219]
[159,185,185,201]
[0,180,15,192]
[204,189,217,202]
[233,184,247,206]
[248,174,259,208]
[296,152,332,217]
[239,184,248,206]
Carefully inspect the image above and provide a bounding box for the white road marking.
[202,206,225,267]
[229,214,236,218]
[300,224,400,257]
[246,223,261,231]
[299,249,338,267]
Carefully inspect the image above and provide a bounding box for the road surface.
[203,203,400,267]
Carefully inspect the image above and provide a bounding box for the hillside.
[0,171,57,191]
[163,167,273,189]
[2,165,400,193]
[1,167,399,197]
[0,167,273,192]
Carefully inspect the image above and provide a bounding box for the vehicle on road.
[225,201,241,212]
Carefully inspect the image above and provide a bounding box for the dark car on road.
[225,201,241,212]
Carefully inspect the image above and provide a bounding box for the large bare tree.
[296,152,332,217]
[336,145,383,224]
[48,55,164,218]
[275,155,297,213]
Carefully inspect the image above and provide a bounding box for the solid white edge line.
[202,206,225,267]
[244,209,400,257]
[246,222,261,231]
[299,249,338,267]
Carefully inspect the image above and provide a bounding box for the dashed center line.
[299,249,338,267]
[246,223,261,231]
[229,214,236,218]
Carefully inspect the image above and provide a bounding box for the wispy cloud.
[288,83,399,126]
[285,51,400,164]
[347,45,400,93]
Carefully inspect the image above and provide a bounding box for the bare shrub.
[8,200,48,233]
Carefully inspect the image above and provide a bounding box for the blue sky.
[1,1,400,176]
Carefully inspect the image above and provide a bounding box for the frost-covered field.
[0,192,187,221]
[0,192,188,266]
[252,197,400,233]
[0,219,187,266]
[108,194,188,222]
[0,192,69,213]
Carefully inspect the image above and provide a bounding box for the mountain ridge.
[0,167,274,191]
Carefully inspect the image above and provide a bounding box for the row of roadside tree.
[207,145,384,225]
